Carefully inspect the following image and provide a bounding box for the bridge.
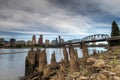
[64,34,109,45]
[55,34,110,46]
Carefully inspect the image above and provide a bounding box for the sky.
[0,0,120,42]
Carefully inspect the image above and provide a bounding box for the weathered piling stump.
[70,56,80,72]
[25,48,35,76]
[82,42,89,65]
[38,49,47,80]
[63,47,69,67]
[34,48,41,67]
[74,49,79,61]
[69,45,80,72]
[60,58,66,71]
[50,51,57,69]
[69,45,76,59]
[38,49,47,72]
[93,49,97,55]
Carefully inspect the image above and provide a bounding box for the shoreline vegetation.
[21,42,120,80]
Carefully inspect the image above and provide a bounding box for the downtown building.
[32,35,36,45]
[38,35,43,45]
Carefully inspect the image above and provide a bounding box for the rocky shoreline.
[21,44,120,80]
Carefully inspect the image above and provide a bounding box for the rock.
[97,73,108,80]
[50,51,57,69]
[100,70,116,78]
[116,54,120,59]
[57,64,66,80]
[108,56,117,59]
[113,76,120,80]
[90,73,98,79]
[105,65,112,68]
[42,65,51,80]
[70,72,80,78]
[77,75,88,80]
[92,59,105,68]
[109,72,116,76]
[87,57,96,64]
[115,65,120,75]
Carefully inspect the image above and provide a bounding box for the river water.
[0,47,107,80]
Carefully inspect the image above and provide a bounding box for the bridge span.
[55,34,110,46]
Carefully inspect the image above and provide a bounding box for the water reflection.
[8,54,15,61]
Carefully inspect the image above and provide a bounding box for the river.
[0,47,107,80]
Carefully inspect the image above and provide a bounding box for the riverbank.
[0,48,29,54]
[22,45,120,80]
[0,51,27,55]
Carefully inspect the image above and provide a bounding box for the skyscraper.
[38,35,43,45]
[59,35,61,43]
[32,35,36,45]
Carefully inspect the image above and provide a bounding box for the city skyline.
[0,0,120,41]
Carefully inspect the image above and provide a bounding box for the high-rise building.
[10,38,16,44]
[56,38,58,43]
[38,35,43,45]
[32,35,36,45]
[58,35,61,43]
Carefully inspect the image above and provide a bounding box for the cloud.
[93,0,120,17]
[0,0,94,35]
[0,0,118,41]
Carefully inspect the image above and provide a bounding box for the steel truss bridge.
[56,34,110,46]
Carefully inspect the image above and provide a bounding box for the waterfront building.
[51,40,58,45]
[10,38,16,44]
[4,42,10,47]
[56,38,58,43]
[32,35,36,45]
[9,38,16,46]
[16,40,26,45]
[58,35,64,43]
[60,39,64,43]
[45,39,50,45]
[26,40,32,46]
[58,35,61,43]
[0,38,5,43]
[0,38,5,46]
[38,35,43,45]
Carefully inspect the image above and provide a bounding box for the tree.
[111,21,119,37]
